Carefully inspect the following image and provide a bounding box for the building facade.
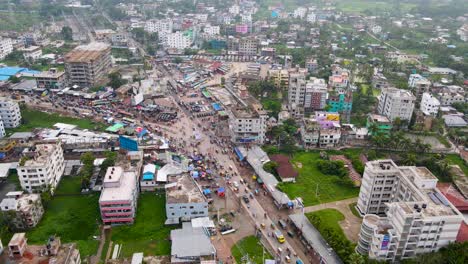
[377,88,415,122]
[166,174,208,224]
[163,31,193,49]
[34,68,66,89]
[0,97,22,128]
[99,166,138,225]
[17,142,65,193]
[366,114,392,136]
[229,107,268,144]
[238,37,258,55]
[64,42,112,88]
[420,93,440,117]
[356,160,465,262]
[0,37,13,60]
[0,191,44,229]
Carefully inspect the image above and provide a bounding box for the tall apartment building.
[238,37,258,56]
[420,93,440,117]
[288,72,307,117]
[356,160,465,262]
[166,174,208,224]
[144,19,173,38]
[0,191,44,229]
[229,106,268,144]
[99,166,139,225]
[268,69,289,89]
[17,142,65,193]
[163,31,193,49]
[64,42,112,88]
[0,97,22,128]
[306,78,327,112]
[377,88,415,122]
[408,74,431,102]
[0,37,13,60]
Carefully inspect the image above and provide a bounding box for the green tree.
[60,26,73,41]
[8,76,21,83]
[108,71,128,89]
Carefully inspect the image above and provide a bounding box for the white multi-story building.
[378,88,416,122]
[420,93,440,117]
[229,5,240,15]
[306,12,317,23]
[163,31,193,49]
[0,120,5,138]
[293,7,308,19]
[356,160,465,262]
[0,37,13,60]
[165,174,208,224]
[21,46,42,62]
[144,19,173,38]
[0,97,22,128]
[408,74,431,101]
[288,72,307,117]
[17,142,65,193]
[456,24,468,42]
[229,106,268,145]
[0,191,44,229]
[203,25,220,37]
[436,92,466,106]
[99,166,139,225]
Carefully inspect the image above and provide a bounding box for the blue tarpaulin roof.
[0,67,27,76]
[138,128,148,137]
[203,189,211,195]
[212,103,222,111]
[143,173,154,180]
[218,187,225,193]
[191,171,199,178]
[234,147,244,161]
[0,75,9,81]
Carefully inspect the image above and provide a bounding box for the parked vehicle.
[278,219,287,229]
[274,230,285,243]
[242,195,250,203]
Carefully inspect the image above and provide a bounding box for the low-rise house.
[366,114,392,136]
[0,191,44,229]
[18,141,65,193]
[165,174,208,224]
[21,46,42,62]
[7,233,81,264]
[34,68,66,89]
[99,166,139,225]
[140,163,157,191]
[269,154,297,182]
[171,222,216,263]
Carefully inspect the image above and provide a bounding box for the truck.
[274,230,285,243]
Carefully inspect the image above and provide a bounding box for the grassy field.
[336,0,416,14]
[6,108,105,134]
[111,193,174,257]
[278,152,360,206]
[348,202,362,218]
[306,209,355,262]
[445,154,468,176]
[27,177,100,258]
[232,236,273,264]
[0,12,41,32]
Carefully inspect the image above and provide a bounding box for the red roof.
[457,222,468,242]
[270,154,298,179]
[437,183,468,212]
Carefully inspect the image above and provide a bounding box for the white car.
[233,181,239,188]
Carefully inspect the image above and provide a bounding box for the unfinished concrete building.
[64,42,112,88]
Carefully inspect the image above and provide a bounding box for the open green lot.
[232,236,273,264]
[278,152,359,206]
[111,193,174,257]
[306,209,356,263]
[27,177,100,258]
[6,107,105,134]
[0,12,41,32]
[336,0,416,14]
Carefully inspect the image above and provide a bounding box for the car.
[233,181,239,188]
[242,195,250,203]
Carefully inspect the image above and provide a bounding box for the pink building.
[99,166,138,225]
[235,24,249,34]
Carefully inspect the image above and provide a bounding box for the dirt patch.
[295,162,303,168]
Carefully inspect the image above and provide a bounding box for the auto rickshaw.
[260,223,266,229]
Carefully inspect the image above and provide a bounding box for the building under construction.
[64,42,112,88]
